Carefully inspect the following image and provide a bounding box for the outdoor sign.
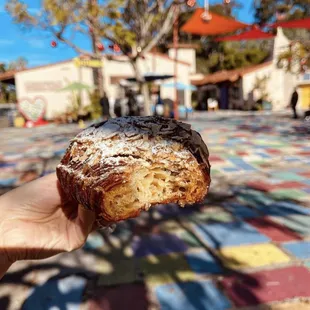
[17,97,48,127]
[73,57,103,68]
[25,81,63,92]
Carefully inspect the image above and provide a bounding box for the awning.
[126,74,174,83]
[271,17,310,29]
[161,82,197,91]
[216,27,275,42]
[181,8,249,36]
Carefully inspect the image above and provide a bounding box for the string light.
[96,42,104,51]
[187,0,196,7]
[113,44,121,53]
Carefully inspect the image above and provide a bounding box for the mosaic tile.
[184,250,223,274]
[140,253,196,285]
[246,217,301,242]
[96,258,141,286]
[223,202,259,219]
[270,189,307,201]
[177,231,203,248]
[271,215,310,237]
[87,283,149,310]
[132,233,188,257]
[221,266,310,307]
[282,241,310,260]
[272,172,306,181]
[193,221,269,248]
[156,280,231,310]
[187,209,234,224]
[218,243,291,269]
[22,275,86,310]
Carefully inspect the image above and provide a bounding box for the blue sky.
[0,0,255,68]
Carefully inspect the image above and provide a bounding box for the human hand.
[0,173,95,275]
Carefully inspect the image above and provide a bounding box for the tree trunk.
[90,35,104,97]
[89,0,104,97]
[131,59,151,116]
[141,83,151,116]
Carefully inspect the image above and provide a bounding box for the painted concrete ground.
[0,111,310,310]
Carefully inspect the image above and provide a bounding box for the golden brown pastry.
[56,116,211,226]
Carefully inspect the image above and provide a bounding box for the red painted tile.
[221,266,310,307]
[297,152,310,156]
[298,172,310,178]
[266,149,282,155]
[246,181,275,192]
[246,217,302,242]
[209,155,224,162]
[237,151,248,156]
[87,283,149,310]
[273,181,307,190]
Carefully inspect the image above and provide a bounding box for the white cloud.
[0,39,14,45]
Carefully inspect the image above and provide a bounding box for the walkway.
[0,112,310,310]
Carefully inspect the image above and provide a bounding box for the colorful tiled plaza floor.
[1,111,310,310]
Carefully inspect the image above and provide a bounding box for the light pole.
[173,4,180,120]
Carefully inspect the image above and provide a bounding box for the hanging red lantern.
[187,0,196,7]
[97,42,104,52]
[113,44,120,53]
[51,40,57,48]
[88,26,93,34]
[301,58,308,66]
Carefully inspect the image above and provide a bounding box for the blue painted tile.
[222,167,241,172]
[255,152,271,159]
[222,167,240,172]
[22,275,86,310]
[0,162,16,168]
[282,241,310,259]
[193,222,269,248]
[255,202,310,217]
[185,251,223,274]
[223,202,259,219]
[302,179,310,186]
[0,178,17,187]
[83,233,105,250]
[156,280,231,310]
[132,233,188,257]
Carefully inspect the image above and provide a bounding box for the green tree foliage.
[6,0,186,115]
[254,0,309,74]
[0,57,27,103]
[254,0,309,26]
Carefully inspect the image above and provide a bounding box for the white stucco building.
[0,51,191,120]
[192,28,301,111]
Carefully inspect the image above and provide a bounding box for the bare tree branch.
[142,4,175,54]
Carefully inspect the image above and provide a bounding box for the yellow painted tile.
[218,243,291,269]
[140,254,196,286]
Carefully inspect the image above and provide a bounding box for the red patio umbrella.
[181,8,249,36]
[216,27,275,42]
[271,17,310,29]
